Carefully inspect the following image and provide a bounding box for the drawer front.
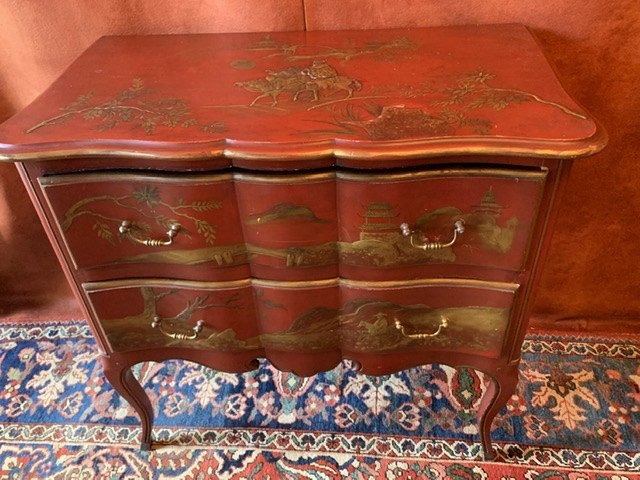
[84,279,260,353]
[40,173,249,280]
[253,278,517,360]
[337,168,546,277]
[253,279,340,354]
[339,279,517,359]
[88,277,515,359]
[234,172,338,280]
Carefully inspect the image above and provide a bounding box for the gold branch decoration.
[435,70,586,119]
[27,78,225,135]
[61,185,223,246]
[316,69,586,140]
[247,35,417,62]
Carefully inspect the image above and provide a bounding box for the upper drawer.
[39,172,250,281]
[234,172,338,281]
[337,168,547,278]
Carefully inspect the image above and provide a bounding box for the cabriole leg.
[477,364,519,461]
[101,355,154,451]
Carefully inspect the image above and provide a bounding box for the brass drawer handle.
[394,315,448,339]
[400,220,464,250]
[151,316,204,340]
[119,220,180,246]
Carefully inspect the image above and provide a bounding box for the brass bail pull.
[119,220,180,247]
[151,316,204,341]
[394,316,449,339]
[400,220,464,250]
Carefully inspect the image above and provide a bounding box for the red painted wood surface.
[39,166,548,283]
[235,173,339,280]
[41,172,249,281]
[0,25,602,165]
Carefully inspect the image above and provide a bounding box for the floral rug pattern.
[0,321,638,479]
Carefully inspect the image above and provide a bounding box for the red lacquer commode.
[0,25,606,459]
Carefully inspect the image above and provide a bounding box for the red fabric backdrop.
[1,1,638,329]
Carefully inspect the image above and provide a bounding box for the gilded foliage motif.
[247,35,417,62]
[104,287,255,352]
[26,57,585,141]
[61,185,221,246]
[322,69,586,139]
[102,286,507,355]
[27,79,225,135]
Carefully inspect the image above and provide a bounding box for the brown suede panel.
[1,1,639,326]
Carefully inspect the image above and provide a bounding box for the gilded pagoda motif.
[465,187,518,253]
[240,187,519,269]
[340,187,519,267]
[358,203,401,242]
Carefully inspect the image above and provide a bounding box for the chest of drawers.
[0,25,605,459]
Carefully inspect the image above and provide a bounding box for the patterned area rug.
[0,321,638,479]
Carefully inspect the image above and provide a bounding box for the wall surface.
[1,1,638,328]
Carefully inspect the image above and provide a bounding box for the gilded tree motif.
[27,79,225,135]
[247,35,417,62]
[319,69,586,139]
[61,185,221,246]
[103,287,255,352]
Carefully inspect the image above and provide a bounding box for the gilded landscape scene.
[245,187,519,269]
[233,34,585,141]
[27,33,586,142]
[100,287,509,357]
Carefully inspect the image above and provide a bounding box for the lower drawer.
[84,278,518,362]
[255,278,518,360]
[84,279,261,353]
